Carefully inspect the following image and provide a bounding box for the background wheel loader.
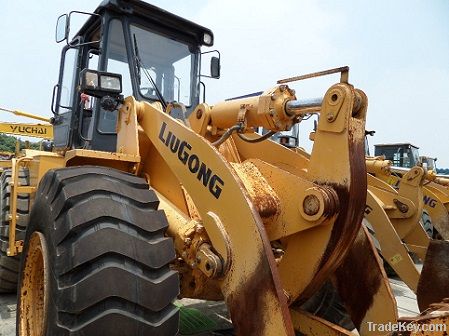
[365,156,449,312]
[272,118,449,332]
[2,0,449,335]
[0,108,53,292]
[0,106,54,169]
[373,142,449,239]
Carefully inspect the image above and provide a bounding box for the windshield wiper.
[133,34,167,109]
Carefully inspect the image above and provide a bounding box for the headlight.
[203,32,213,46]
[80,69,122,98]
[100,75,121,92]
[84,71,99,88]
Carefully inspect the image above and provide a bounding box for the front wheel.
[17,166,179,336]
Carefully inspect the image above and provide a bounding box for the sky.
[0,0,448,166]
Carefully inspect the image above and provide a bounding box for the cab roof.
[374,143,419,149]
[76,0,214,46]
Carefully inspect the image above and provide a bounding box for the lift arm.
[0,106,51,123]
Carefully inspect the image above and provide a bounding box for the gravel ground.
[0,294,16,336]
[0,280,420,336]
[0,295,233,336]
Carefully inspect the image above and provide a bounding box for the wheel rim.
[19,231,48,336]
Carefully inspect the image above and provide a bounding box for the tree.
[437,168,449,175]
[0,133,41,154]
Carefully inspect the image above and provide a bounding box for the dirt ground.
[0,280,419,336]
[0,295,233,336]
[0,294,15,336]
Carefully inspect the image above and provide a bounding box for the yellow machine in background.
[1,1,449,336]
[0,108,53,295]
[0,106,53,170]
[372,142,449,238]
[0,106,53,139]
[0,122,53,139]
[366,157,449,312]
[376,162,449,240]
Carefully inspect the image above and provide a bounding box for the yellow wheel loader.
[424,171,449,232]
[0,108,53,292]
[0,105,53,168]
[365,159,428,288]
[366,157,449,311]
[367,157,449,241]
[0,106,54,149]
[3,1,449,335]
[373,142,449,239]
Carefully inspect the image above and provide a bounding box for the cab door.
[53,44,80,149]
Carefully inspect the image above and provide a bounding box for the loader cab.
[420,156,438,171]
[271,124,300,149]
[374,143,420,168]
[52,0,216,152]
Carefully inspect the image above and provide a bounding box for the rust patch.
[318,185,340,218]
[334,227,383,329]
[396,304,449,336]
[227,259,280,335]
[223,213,294,335]
[393,198,409,213]
[224,160,294,335]
[253,194,280,219]
[299,130,367,300]
[303,194,321,216]
[417,240,449,311]
[231,161,281,223]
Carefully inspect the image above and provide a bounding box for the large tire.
[420,209,435,238]
[0,168,29,293]
[301,281,355,331]
[17,166,179,335]
[420,210,443,240]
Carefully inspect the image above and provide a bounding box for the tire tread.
[0,168,29,292]
[21,166,179,335]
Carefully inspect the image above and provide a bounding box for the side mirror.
[210,57,220,79]
[55,11,100,46]
[201,50,221,79]
[56,14,69,43]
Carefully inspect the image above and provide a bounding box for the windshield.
[131,24,198,107]
[376,145,419,168]
[409,148,420,167]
